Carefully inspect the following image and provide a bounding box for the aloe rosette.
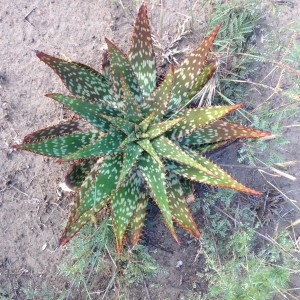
[15,4,270,254]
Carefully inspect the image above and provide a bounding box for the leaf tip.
[168,226,180,244]
[227,102,245,114]
[244,187,262,195]
[59,234,69,247]
[35,50,47,60]
[170,64,175,73]
[104,37,113,47]
[138,2,147,15]
[209,22,222,41]
[44,93,59,99]
[235,102,245,109]
[11,143,21,150]
[259,130,272,138]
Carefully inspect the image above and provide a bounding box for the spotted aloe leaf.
[129,4,156,97]
[60,155,123,245]
[198,141,227,154]
[62,129,125,161]
[167,23,222,113]
[119,142,143,184]
[152,136,215,176]
[141,65,174,118]
[101,49,111,82]
[112,170,141,254]
[180,120,270,145]
[60,158,106,244]
[166,173,200,237]
[106,38,143,103]
[16,4,270,255]
[146,116,185,139]
[36,51,115,105]
[185,62,217,106]
[126,192,148,247]
[22,119,90,144]
[60,195,110,246]
[71,158,104,214]
[168,103,243,140]
[76,154,123,215]
[139,153,178,242]
[138,111,156,133]
[137,139,163,167]
[47,93,120,132]
[167,147,260,195]
[18,127,101,158]
[65,159,97,191]
[98,114,134,135]
[121,78,144,123]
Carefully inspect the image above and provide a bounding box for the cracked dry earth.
[1,0,299,299]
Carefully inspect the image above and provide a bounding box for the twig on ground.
[143,279,152,300]
[203,212,222,266]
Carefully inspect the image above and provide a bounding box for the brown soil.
[1,1,299,299]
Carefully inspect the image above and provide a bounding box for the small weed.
[119,245,163,285]
[0,283,14,300]
[21,283,60,300]
[191,187,300,300]
[201,229,298,300]
[59,217,161,299]
[59,217,115,285]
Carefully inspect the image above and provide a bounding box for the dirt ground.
[1,0,299,299]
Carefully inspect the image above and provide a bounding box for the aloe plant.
[14,4,270,254]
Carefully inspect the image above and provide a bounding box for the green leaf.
[62,129,126,161]
[128,3,156,97]
[106,38,143,103]
[168,104,243,140]
[126,192,148,247]
[21,120,90,144]
[179,176,193,199]
[112,171,141,254]
[166,147,260,195]
[119,132,138,148]
[101,49,111,82]
[180,120,271,145]
[146,116,185,139]
[18,129,101,158]
[142,65,174,118]
[167,24,221,112]
[184,62,217,107]
[137,139,163,167]
[59,196,110,246]
[47,93,121,132]
[119,142,143,183]
[198,141,227,153]
[63,154,124,229]
[78,154,123,214]
[99,114,134,135]
[60,158,108,245]
[152,136,215,176]
[138,153,178,242]
[65,159,97,191]
[36,51,115,105]
[166,173,200,237]
[72,158,104,216]
[121,78,144,123]
[138,111,156,133]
